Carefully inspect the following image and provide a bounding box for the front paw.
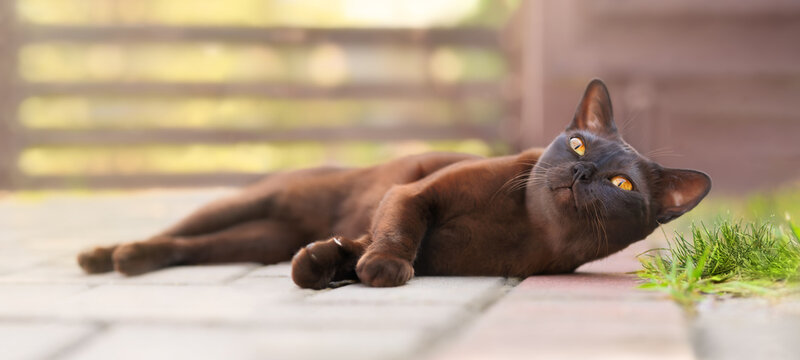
[356,252,414,287]
[291,236,363,290]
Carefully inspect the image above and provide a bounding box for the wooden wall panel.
[0,1,19,189]
[520,0,800,192]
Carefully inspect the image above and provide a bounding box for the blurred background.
[0,0,799,194]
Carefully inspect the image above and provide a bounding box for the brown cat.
[77,79,711,289]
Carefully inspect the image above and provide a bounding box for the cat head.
[528,79,711,254]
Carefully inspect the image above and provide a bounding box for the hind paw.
[291,236,364,289]
[77,246,117,274]
[112,239,177,276]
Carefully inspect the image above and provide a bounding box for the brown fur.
[78,80,711,289]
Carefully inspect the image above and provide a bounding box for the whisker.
[646,147,684,160]
[594,203,605,257]
[491,168,534,203]
[618,108,641,135]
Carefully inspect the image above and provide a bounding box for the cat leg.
[356,185,431,287]
[77,190,277,274]
[98,219,302,276]
[156,191,275,237]
[291,235,370,289]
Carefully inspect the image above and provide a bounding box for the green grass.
[637,218,800,310]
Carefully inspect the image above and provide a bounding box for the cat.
[78,79,711,289]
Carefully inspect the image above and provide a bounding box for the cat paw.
[112,240,176,276]
[356,252,414,287]
[291,236,363,290]
[77,245,117,274]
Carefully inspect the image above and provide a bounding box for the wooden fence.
[7,1,796,192]
[0,5,520,190]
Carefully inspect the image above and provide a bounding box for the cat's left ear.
[567,79,618,136]
[654,168,712,224]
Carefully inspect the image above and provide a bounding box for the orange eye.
[569,137,585,156]
[611,176,633,191]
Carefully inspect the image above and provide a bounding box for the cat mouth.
[551,186,576,208]
[552,183,589,212]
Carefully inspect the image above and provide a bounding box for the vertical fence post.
[519,0,546,149]
[0,1,19,190]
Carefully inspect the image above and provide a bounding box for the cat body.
[78,80,711,289]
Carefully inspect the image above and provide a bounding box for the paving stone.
[251,303,467,331]
[251,327,425,360]
[482,297,687,323]
[0,257,257,286]
[117,264,258,285]
[0,256,122,285]
[0,265,121,286]
[431,298,693,360]
[230,276,318,301]
[0,285,91,319]
[774,298,800,315]
[50,285,267,323]
[0,321,97,360]
[506,273,662,301]
[0,229,36,244]
[240,262,293,278]
[63,324,424,360]
[692,298,800,360]
[48,281,467,331]
[430,270,693,360]
[61,325,256,360]
[233,278,471,330]
[575,238,661,274]
[308,277,507,306]
[0,246,59,275]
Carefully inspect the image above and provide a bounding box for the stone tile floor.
[0,189,797,360]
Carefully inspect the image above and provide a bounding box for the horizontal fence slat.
[20,26,501,47]
[590,0,800,19]
[19,173,265,189]
[21,82,507,99]
[22,125,502,146]
[550,16,800,77]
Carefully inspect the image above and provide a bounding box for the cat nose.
[572,163,597,183]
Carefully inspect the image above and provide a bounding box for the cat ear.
[654,168,712,224]
[567,79,618,136]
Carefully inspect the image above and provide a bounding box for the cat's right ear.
[653,168,712,224]
[567,79,618,137]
